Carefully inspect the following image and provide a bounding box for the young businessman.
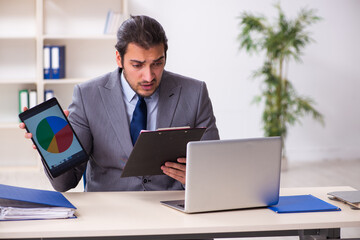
[21,15,219,192]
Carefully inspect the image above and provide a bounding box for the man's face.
[116,43,166,97]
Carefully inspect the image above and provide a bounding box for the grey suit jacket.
[48,68,219,192]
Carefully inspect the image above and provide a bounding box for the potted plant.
[237,3,324,169]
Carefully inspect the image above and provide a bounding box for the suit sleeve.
[45,84,91,192]
[196,82,220,141]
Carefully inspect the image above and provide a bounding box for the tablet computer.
[19,97,89,178]
[121,127,206,177]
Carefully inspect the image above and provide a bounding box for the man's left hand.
[161,158,186,185]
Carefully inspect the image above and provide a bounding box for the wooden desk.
[1,186,359,239]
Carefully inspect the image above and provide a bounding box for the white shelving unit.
[0,0,128,168]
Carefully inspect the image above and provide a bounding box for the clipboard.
[121,127,206,177]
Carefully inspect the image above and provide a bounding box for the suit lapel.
[97,69,181,155]
[99,69,133,157]
[157,71,181,129]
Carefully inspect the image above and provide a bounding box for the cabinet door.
[43,0,125,36]
[0,0,128,168]
[0,0,36,38]
[42,0,126,109]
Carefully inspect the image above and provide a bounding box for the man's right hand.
[19,107,70,149]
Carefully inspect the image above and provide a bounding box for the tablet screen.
[19,98,88,178]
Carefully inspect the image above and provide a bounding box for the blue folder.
[0,184,75,209]
[43,45,51,79]
[50,45,66,79]
[268,194,341,213]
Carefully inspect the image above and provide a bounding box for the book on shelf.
[0,184,76,221]
[328,190,360,209]
[104,10,123,35]
[29,89,37,108]
[43,45,51,79]
[18,89,29,114]
[43,45,66,79]
[19,89,37,114]
[51,46,65,79]
[44,89,55,101]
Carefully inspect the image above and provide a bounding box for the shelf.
[0,123,20,129]
[43,78,88,85]
[43,35,117,40]
[0,165,41,172]
[0,79,37,84]
[0,36,36,40]
[0,0,36,39]
[43,0,125,37]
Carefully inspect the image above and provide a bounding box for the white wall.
[128,0,360,162]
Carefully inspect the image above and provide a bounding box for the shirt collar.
[120,70,136,103]
[120,70,159,103]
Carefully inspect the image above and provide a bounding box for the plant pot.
[281,155,288,171]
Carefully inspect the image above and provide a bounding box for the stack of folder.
[268,194,341,213]
[43,45,66,79]
[328,190,360,209]
[103,10,123,34]
[0,184,76,220]
[19,89,37,114]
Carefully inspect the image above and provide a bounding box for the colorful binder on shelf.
[43,45,51,79]
[43,45,66,79]
[0,184,76,221]
[104,10,123,34]
[44,89,54,101]
[268,194,341,213]
[51,45,66,79]
[29,90,37,109]
[19,89,29,114]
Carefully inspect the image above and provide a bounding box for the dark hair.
[115,15,168,66]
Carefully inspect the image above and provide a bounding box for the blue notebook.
[0,184,75,209]
[268,194,341,213]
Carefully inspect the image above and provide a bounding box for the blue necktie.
[130,96,147,145]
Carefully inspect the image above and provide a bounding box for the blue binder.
[268,194,341,213]
[43,45,51,79]
[0,184,75,209]
[50,45,66,79]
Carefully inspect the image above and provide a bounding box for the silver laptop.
[161,137,282,213]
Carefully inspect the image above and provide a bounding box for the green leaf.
[237,3,324,140]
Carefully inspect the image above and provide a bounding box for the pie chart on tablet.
[36,116,73,153]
